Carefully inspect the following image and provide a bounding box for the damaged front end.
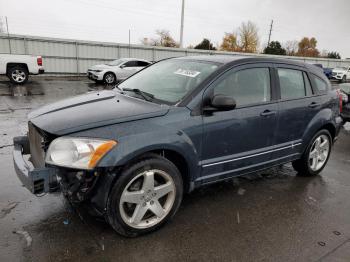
[13,123,112,206]
[13,123,59,194]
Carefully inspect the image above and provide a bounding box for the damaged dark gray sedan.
[13,56,343,237]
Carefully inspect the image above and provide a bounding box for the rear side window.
[312,75,328,93]
[136,61,150,67]
[278,68,308,100]
[213,67,271,107]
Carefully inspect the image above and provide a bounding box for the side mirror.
[203,94,236,113]
[120,64,126,69]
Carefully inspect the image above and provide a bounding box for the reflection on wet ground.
[0,76,350,262]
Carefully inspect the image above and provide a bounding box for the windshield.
[107,59,126,66]
[334,67,347,71]
[118,59,220,104]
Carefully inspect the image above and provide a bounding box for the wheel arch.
[6,63,29,75]
[301,109,337,155]
[90,147,195,216]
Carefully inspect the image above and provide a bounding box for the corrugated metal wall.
[1,34,349,74]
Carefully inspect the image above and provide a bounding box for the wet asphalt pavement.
[0,76,350,262]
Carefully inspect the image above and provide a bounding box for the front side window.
[278,68,307,100]
[123,61,138,67]
[107,59,126,66]
[118,59,219,104]
[213,67,271,107]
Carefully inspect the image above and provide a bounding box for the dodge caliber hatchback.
[14,56,343,237]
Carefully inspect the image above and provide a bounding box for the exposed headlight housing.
[45,137,117,170]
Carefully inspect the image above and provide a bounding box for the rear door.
[200,63,279,183]
[272,64,319,159]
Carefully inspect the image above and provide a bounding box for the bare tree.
[238,21,259,53]
[284,40,298,56]
[144,29,178,48]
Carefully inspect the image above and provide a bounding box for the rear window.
[312,75,328,93]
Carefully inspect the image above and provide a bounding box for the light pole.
[179,0,185,48]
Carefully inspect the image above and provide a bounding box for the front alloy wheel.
[119,169,175,229]
[104,73,116,84]
[107,155,183,237]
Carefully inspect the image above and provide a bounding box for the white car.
[331,66,350,83]
[87,58,151,84]
[0,54,44,84]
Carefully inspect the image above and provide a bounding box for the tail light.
[37,57,43,66]
[336,89,343,113]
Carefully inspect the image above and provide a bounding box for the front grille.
[28,122,46,168]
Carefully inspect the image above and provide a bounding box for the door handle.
[308,102,320,108]
[260,110,276,117]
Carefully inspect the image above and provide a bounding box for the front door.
[199,64,278,183]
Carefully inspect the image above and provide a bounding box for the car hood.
[28,90,170,135]
[333,70,345,74]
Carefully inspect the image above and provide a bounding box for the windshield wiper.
[122,88,155,102]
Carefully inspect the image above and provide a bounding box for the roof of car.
[176,55,313,67]
[122,58,150,62]
[173,55,327,81]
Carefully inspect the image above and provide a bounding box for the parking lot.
[1,76,350,262]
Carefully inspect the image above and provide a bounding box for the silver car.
[87,58,151,84]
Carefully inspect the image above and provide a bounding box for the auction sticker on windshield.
[174,68,201,78]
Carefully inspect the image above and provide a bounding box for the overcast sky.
[1,0,349,57]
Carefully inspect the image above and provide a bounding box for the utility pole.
[179,0,185,48]
[5,16,12,54]
[267,19,273,46]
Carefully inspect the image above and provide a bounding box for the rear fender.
[301,108,335,151]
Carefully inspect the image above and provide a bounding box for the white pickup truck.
[331,66,350,83]
[0,54,44,84]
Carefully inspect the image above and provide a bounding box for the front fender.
[97,129,200,179]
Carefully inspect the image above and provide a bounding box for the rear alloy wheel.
[103,72,116,85]
[9,66,28,84]
[107,156,183,237]
[292,130,332,176]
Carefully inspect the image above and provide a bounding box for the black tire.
[107,156,183,237]
[342,76,347,83]
[292,129,332,177]
[103,72,116,85]
[8,66,29,84]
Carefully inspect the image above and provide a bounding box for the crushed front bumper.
[13,136,58,194]
[87,71,103,81]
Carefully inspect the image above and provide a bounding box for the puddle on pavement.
[0,84,45,97]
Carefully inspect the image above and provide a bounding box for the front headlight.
[45,137,117,170]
